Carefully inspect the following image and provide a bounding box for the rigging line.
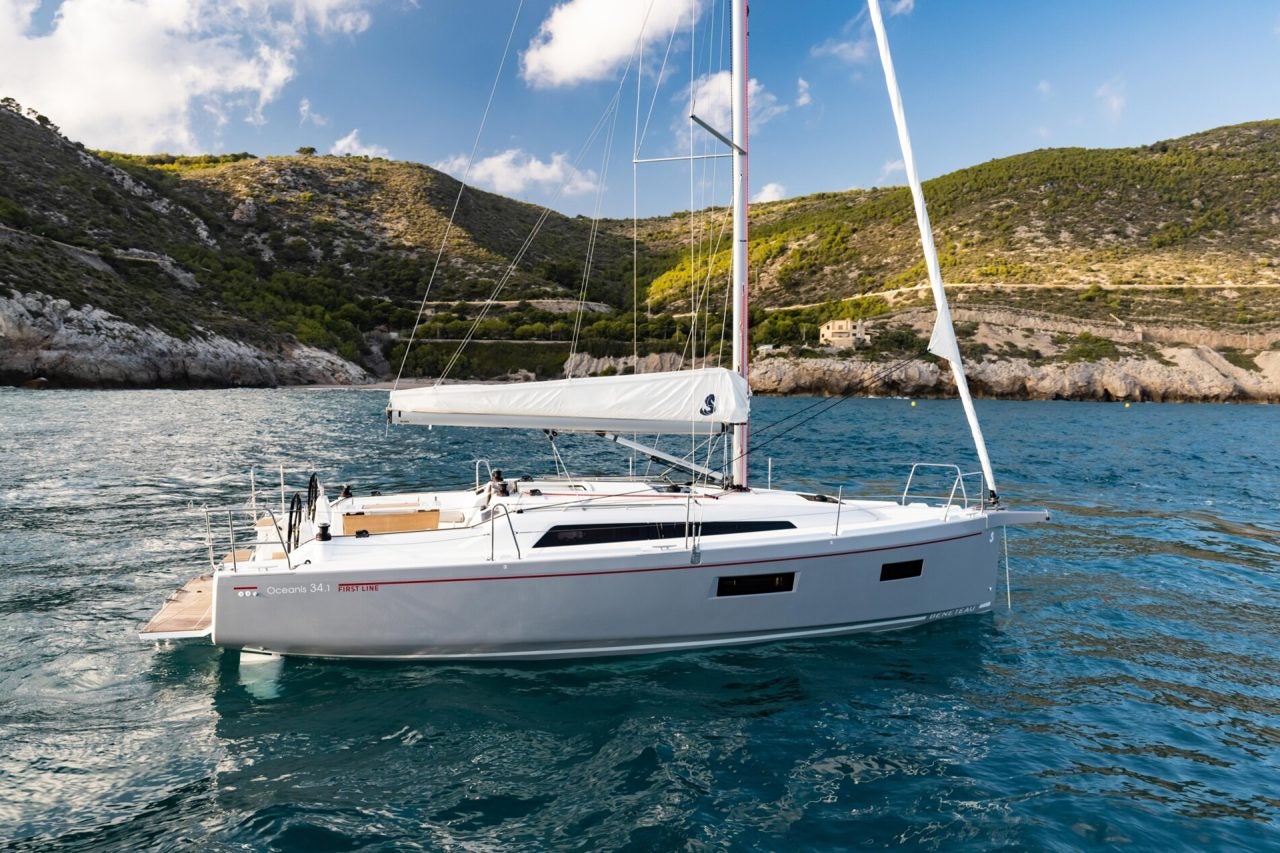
[674,201,731,370]
[692,4,726,370]
[675,0,727,374]
[632,27,640,366]
[697,206,731,357]
[749,353,921,436]
[716,268,731,366]
[686,0,723,374]
[629,0,674,365]
[435,203,555,382]
[688,0,704,372]
[611,0,662,372]
[442,20,647,384]
[684,10,695,376]
[636,2,681,157]
[436,88,624,383]
[391,0,525,394]
[690,0,731,371]
[743,355,923,457]
[569,87,623,366]
[746,354,907,436]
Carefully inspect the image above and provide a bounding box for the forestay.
[388,367,749,434]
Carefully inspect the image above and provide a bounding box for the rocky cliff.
[567,347,1280,403]
[0,290,369,388]
[756,349,1280,402]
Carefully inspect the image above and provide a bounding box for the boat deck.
[139,574,213,640]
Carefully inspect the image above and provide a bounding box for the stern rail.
[202,506,293,572]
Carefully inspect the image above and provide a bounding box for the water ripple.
[2,393,1279,850]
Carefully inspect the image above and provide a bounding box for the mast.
[866,0,998,500]
[730,0,749,488]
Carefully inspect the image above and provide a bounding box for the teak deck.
[139,574,213,640]
[342,508,441,535]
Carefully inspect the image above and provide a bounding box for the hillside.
[641,121,1280,308]
[2,96,1279,391]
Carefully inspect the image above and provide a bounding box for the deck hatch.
[880,558,924,581]
[716,572,795,597]
[533,520,795,548]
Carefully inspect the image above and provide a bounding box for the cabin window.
[716,572,795,597]
[880,558,924,581]
[533,520,795,548]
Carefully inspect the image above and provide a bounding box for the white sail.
[388,367,749,434]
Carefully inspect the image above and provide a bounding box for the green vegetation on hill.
[2,94,1278,382]
[645,120,1280,309]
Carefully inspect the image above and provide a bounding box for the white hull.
[173,482,1041,661]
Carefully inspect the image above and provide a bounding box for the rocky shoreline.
[748,350,1280,402]
[567,346,1280,403]
[5,289,1279,402]
[0,290,369,388]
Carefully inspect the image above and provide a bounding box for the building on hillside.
[819,319,870,348]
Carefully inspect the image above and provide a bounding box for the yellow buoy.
[910,401,916,407]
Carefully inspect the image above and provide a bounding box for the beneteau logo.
[699,394,716,416]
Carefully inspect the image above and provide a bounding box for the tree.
[296,146,317,157]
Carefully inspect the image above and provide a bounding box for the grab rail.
[202,506,293,572]
[900,464,988,519]
[488,503,522,562]
[473,459,492,490]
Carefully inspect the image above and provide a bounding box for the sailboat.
[140,0,1047,660]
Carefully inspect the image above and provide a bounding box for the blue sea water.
[1,388,1277,851]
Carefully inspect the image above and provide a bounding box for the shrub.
[1058,332,1121,363]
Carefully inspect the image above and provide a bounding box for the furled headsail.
[388,367,749,435]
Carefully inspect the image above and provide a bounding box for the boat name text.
[925,604,980,621]
[261,583,333,595]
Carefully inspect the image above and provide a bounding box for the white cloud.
[889,0,915,15]
[751,182,786,203]
[0,0,375,153]
[522,0,702,89]
[299,97,328,127]
[685,70,785,141]
[795,78,811,108]
[876,158,904,184]
[811,36,871,66]
[1036,79,1052,97]
[435,149,598,197]
[1095,79,1125,123]
[1033,126,1051,141]
[300,0,372,35]
[330,128,389,157]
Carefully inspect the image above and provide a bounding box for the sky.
[2,0,1279,218]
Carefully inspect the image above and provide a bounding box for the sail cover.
[388,368,750,434]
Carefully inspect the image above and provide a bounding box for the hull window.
[534,520,794,548]
[716,572,796,597]
[880,559,924,581]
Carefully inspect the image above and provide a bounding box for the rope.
[568,97,622,367]
[391,0,525,393]
[441,5,655,384]
[436,90,624,383]
[744,355,922,459]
